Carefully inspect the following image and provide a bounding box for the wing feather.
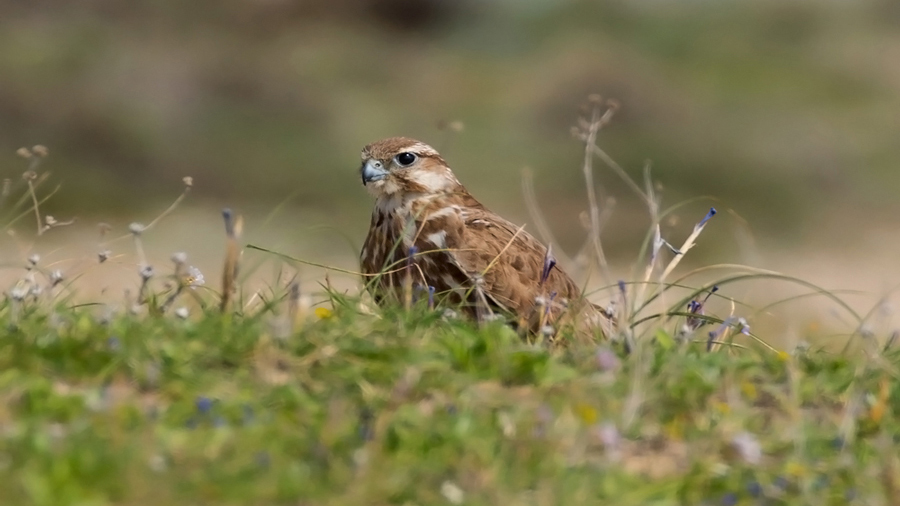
[415,203,581,318]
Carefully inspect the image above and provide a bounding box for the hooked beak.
[361,159,388,185]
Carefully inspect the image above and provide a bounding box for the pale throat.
[372,168,458,216]
[372,191,453,250]
[373,192,430,220]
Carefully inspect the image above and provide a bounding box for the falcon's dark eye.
[395,152,417,166]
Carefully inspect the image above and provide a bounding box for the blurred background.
[2,0,899,335]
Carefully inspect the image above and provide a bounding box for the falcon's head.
[360,137,461,199]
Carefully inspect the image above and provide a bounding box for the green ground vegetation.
[0,295,897,505]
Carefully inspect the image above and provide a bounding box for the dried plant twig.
[220,208,243,313]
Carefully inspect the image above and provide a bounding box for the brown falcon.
[359,137,609,335]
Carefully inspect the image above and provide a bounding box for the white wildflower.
[440,481,464,505]
[732,432,762,465]
[185,266,204,288]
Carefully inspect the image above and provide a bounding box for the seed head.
[140,265,154,280]
[98,249,111,263]
[50,270,64,286]
[171,252,187,265]
[175,307,189,319]
[129,223,145,235]
[182,176,193,187]
[27,254,40,267]
[9,286,28,301]
[16,147,32,159]
[31,145,49,157]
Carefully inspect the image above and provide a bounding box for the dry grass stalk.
[578,98,615,283]
[520,167,572,267]
[220,208,243,313]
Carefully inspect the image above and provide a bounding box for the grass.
[2,111,899,505]
[0,302,897,505]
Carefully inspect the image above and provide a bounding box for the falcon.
[358,137,610,335]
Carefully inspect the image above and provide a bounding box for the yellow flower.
[665,417,685,440]
[870,377,889,423]
[740,381,758,401]
[785,460,807,478]
[575,404,598,425]
[314,307,333,319]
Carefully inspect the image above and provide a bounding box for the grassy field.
[0,289,897,505]
[1,143,899,506]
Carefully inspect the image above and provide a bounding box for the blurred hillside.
[2,0,899,260]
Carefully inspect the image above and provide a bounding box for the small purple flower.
[696,207,717,230]
[107,336,121,351]
[773,475,790,491]
[595,422,620,451]
[737,317,751,335]
[242,405,254,425]
[427,286,435,309]
[595,347,621,372]
[222,209,234,235]
[720,493,737,506]
[195,396,213,414]
[707,317,735,351]
[540,246,557,285]
[533,404,554,438]
[255,451,271,469]
[358,408,374,441]
[830,436,845,450]
[544,291,557,316]
[813,474,829,490]
[407,246,418,267]
[746,481,763,498]
[687,286,718,331]
[686,302,704,331]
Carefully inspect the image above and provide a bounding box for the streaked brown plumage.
[359,137,608,334]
